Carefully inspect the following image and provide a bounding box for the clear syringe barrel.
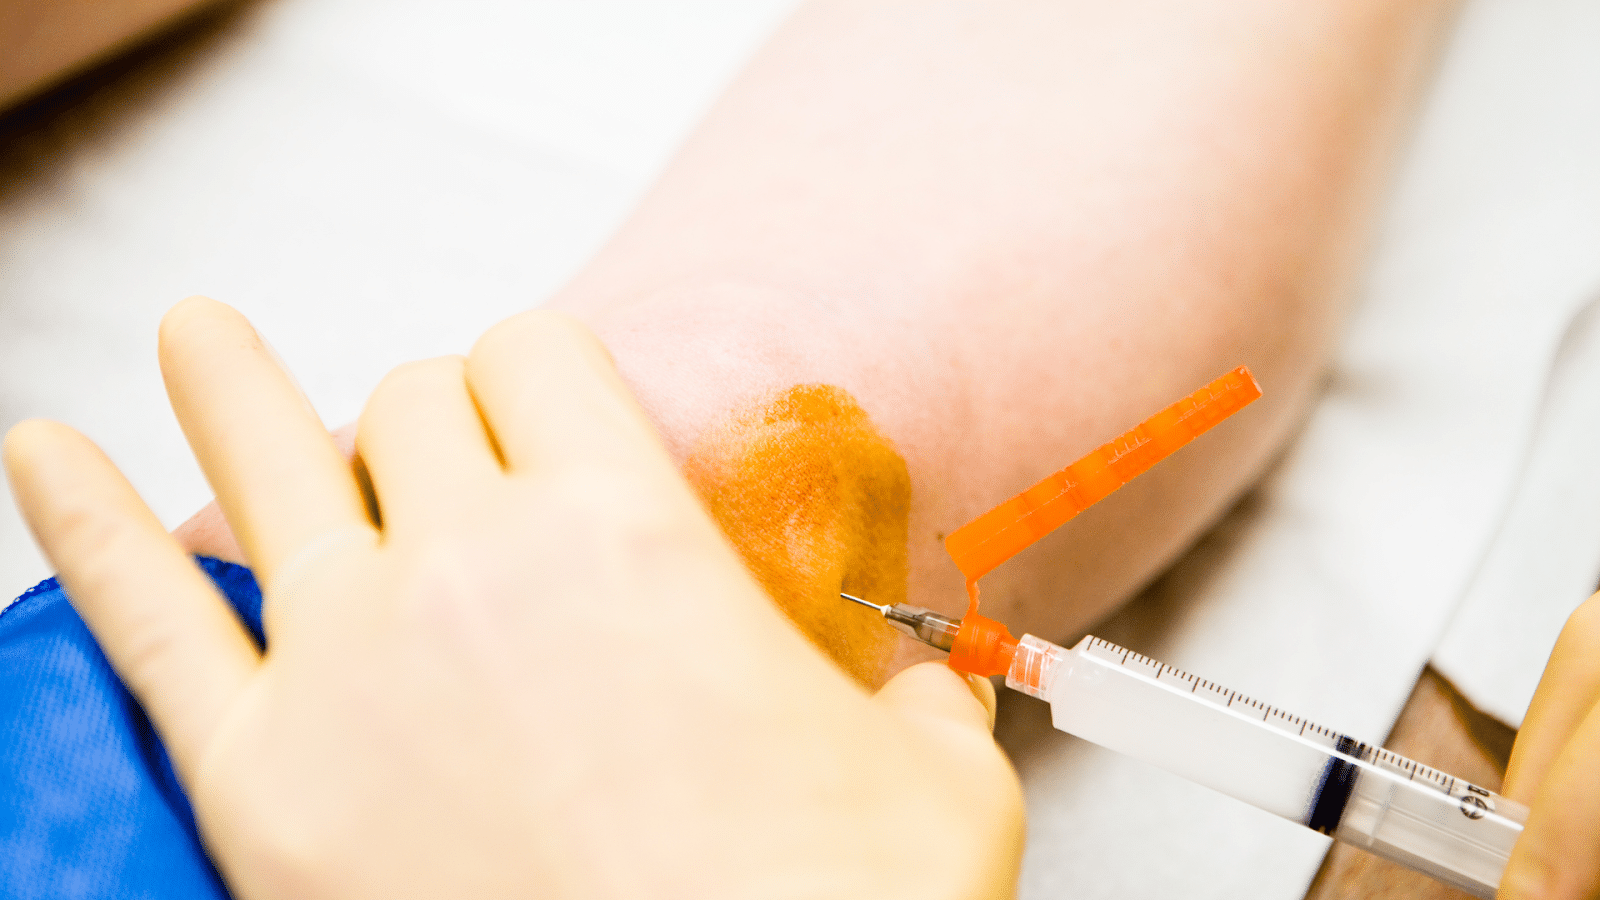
[1006,635,1528,899]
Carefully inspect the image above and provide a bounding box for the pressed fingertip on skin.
[471,311,636,412]
[466,309,675,475]
[876,661,998,734]
[471,309,616,375]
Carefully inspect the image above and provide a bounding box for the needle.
[840,592,884,612]
[838,592,962,652]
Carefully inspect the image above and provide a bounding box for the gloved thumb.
[874,661,999,734]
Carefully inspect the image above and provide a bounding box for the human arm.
[542,0,1461,678]
[5,297,1024,900]
[0,0,218,110]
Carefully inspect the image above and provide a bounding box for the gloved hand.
[1500,592,1600,900]
[4,297,1023,900]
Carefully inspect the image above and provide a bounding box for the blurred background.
[0,0,794,588]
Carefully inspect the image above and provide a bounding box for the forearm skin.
[550,0,1459,678]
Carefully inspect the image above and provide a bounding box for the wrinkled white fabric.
[1433,293,1600,727]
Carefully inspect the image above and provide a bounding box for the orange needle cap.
[944,366,1261,584]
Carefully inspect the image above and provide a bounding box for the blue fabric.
[0,557,261,900]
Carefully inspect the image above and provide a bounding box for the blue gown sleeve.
[0,557,263,900]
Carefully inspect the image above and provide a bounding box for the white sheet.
[2,1,1598,898]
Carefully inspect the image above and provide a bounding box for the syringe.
[843,594,1528,899]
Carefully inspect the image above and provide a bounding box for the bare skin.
[0,0,218,110]
[541,0,1460,675]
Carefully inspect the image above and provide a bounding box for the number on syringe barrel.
[1084,637,1507,818]
[1366,745,1505,820]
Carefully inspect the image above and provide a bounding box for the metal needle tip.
[840,592,885,612]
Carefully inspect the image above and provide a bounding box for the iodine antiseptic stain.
[684,384,909,686]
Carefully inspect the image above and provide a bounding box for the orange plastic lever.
[943,366,1261,677]
[945,366,1261,584]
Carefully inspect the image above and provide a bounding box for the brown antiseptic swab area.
[684,384,911,686]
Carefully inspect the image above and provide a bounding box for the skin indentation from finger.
[684,384,908,688]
